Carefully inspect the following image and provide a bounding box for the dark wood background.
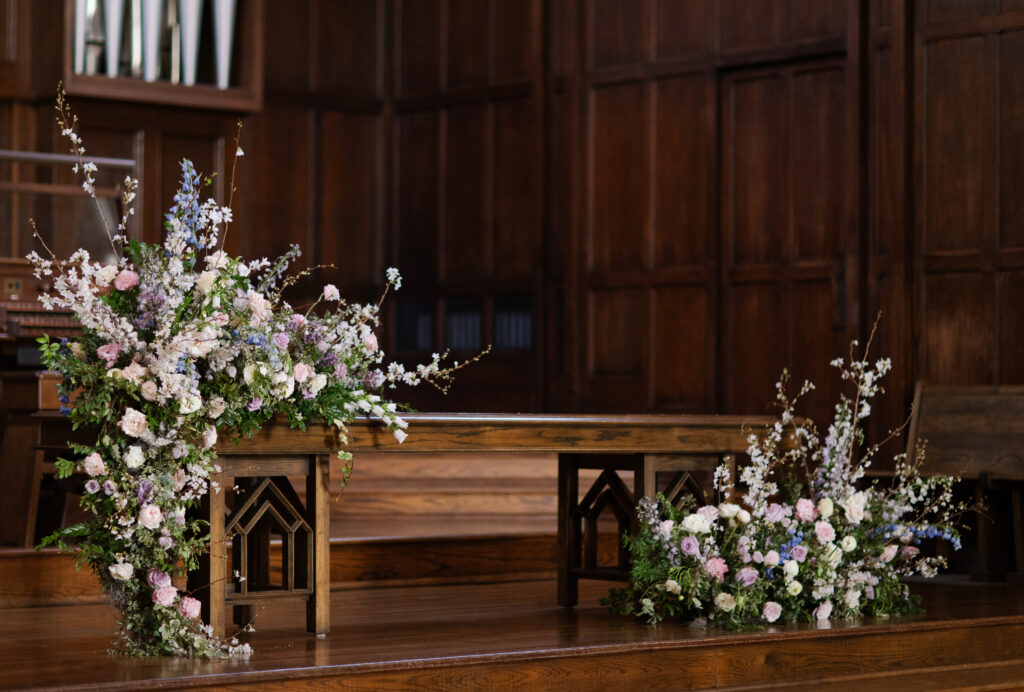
[0,0,1020,444]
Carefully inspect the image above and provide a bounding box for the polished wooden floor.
[2,576,1024,691]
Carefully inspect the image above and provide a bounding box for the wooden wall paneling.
[493,97,542,281]
[494,0,535,83]
[720,0,786,53]
[923,273,996,383]
[447,0,490,90]
[312,0,382,97]
[652,285,711,410]
[263,0,311,94]
[655,0,715,60]
[443,104,489,283]
[998,30,1024,251]
[396,0,442,96]
[394,111,440,284]
[788,0,849,43]
[588,0,647,70]
[923,0,997,24]
[587,287,647,409]
[319,111,381,294]
[998,272,1024,383]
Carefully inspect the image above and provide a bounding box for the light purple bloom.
[764,503,788,523]
[246,397,263,411]
[334,362,348,379]
[736,567,759,586]
[147,568,171,588]
[763,601,782,623]
[102,480,117,495]
[680,535,699,556]
[84,479,100,494]
[273,332,290,349]
[790,544,809,562]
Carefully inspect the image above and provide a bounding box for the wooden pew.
[36,412,771,637]
[907,383,1024,580]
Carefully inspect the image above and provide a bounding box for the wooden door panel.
[724,283,785,415]
[395,112,440,282]
[655,0,715,60]
[448,0,490,89]
[923,273,996,384]
[444,105,489,282]
[998,272,1024,383]
[721,0,785,52]
[788,0,847,42]
[494,99,542,280]
[589,287,646,378]
[652,285,711,410]
[588,0,646,69]
[396,0,442,96]
[999,31,1024,250]
[495,0,537,83]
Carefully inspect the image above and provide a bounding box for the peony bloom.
[124,445,145,469]
[288,314,306,330]
[817,497,834,519]
[841,491,868,525]
[147,568,171,588]
[795,497,818,522]
[82,452,107,477]
[95,264,119,287]
[764,503,788,523]
[815,520,836,544]
[763,601,782,623]
[179,596,202,619]
[152,584,177,607]
[657,520,675,539]
[880,544,899,563]
[122,361,146,385]
[697,505,719,520]
[903,545,920,559]
[273,332,290,349]
[736,567,758,586]
[178,394,202,414]
[293,362,312,383]
[139,504,164,530]
[113,269,139,291]
[140,380,159,402]
[97,342,122,368]
[323,284,340,301]
[308,373,327,395]
[813,600,833,620]
[763,550,781,568]
[208,397,226,418]
[172,469,188,493]
[681,513,712,534]
[119,408,149,437]
[704,557,729,583]
[680,535,700,556]
[206,250,229,269]
[247,290,270,323]
[109,561,134,581]
[714,592,737,612]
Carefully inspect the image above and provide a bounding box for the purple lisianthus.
[273,332,290,349]
[736,566,759,586]
[246,397,263,411]
[102,479,117,496]
[790,544,809,562]
[84,479,100,494]
[147,568,171,588]
[680,536,700,556]
[334,362,348,379]
[137,479,152,505]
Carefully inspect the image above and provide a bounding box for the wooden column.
[307,453,330,634]
[557,453,579,607]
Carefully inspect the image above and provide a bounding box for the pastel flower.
[273,332,290,349]
[247,290,270,323]
[762,601,782,623]
[839,535,857,552]
[680,536,700,556]
[681,513,712,534]
[139,504,164,530]
[84,479,100,494]
[201,426,218,449]
[813,600,833,620]
[82,452,107,477]
[697,505,719,520]
[795,498,818,522]
[179,596,202,619]
[288,314,306,330]
[815,520,836,544]
[208,397,226,418]
[764,503,788,523]
[323,284,340,301]
[362,332,378,353]
[119,408,149,437]
[817,497,834,519]
[841,491,868,525]
[736,567,758,586]
[704,557,729,583]
[147,568,171,588]
[113,269,139,291]
[763,550,780,568]
[95,264,119,287]
[172,469,188,492]
[718,503,741,519]
[393,428,408,443]
[903,545,920,559]
[736,509,751,524]
[664,579,682,595]
[246,397,263,412]
[308,373,327,395]
[790,544,809,562]
[783,559,799,579]
[714,592,737,612]
[880,544,899,563]
[102,480,117,495]
[844,589,861,609]
[122,362,146,385]
[657,520,675,539]
[152,584,177,607]
[787,580,804,596]
[108,561,133,581]
[124,445,145,469]
[293,362,312,383]
[195,270,217,293]
[97,342,122,368]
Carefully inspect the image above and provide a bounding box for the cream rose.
[817,497,834,519]
[718,502,741,519]
[124,445,145,469]
[178,395,202,415]
[139,504,164,530]
[714,592,737,612]
[95,264,119,287]
[108,561,134,581]
[202,426,218,449]
[308,373,327,395]
[680,513,712,534]
[787,580,803,596]
[840,535,857,552]
[122,361,147,386]
[208,397,226,418]
[82,452,107,477]
[140,380,159,402]
[119,407,149,437]
[195,270,217,293]
[293,363,312,383]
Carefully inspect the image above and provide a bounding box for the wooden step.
[2,580,1023,690]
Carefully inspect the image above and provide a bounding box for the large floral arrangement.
[29,89,470,656]
[607,337,970,628]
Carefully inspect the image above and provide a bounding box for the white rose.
[108,562,134,581]
[308,373,327,395]
[718,503,741,519]
[122,362,147,385]
[736,509,751,524]
[178,395,202,414]
[787,580,803,596]
[840,535,857,552]
[124,445,145,469]
[196,270,217,293]
[205,251,229,269]
[664,579,682,595]
[243,363,257,384]
[817,497,834,519]
[237,263,250,277]
[69,342,85,359]
[119,408,149,437]
[140,380,159,402]
[202,426,218,449]
[139,504,164,530]
[680,513,712,534]
[96,264,119,287]
[842,491,868,525]
[825,545,843,569]
[208,397,226,418]
[844,589,861,609]
[783,559,799,579]
[82,452,107,476]
[714,592,737,612]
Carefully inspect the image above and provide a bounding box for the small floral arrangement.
[606,334,970,628]
[29,87,475,656]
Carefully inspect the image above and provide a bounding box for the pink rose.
[152,584,177,607]
[680,535,699,556]
[97,342,122,368]
[764,503,788,523]
[82,452,107,477]
[880,544,899,563]
[736,567,758,586]
[247,290,270,323]
[323,284,340,301]
[211,311,229,327]
[172,469,188,493]
[795,498,818,523]
[288,314,306,330]
[113,269,139,291]
[697,505,719,520]
[362,332,378,353]
[139,504,164,530]
[119,407,149,437]
[179,596,202,619]
[763,601,782,623]
[790,544,809,562]
[903,545,920,559]
[763,550,780,568]
[815,520,836,544]
[293,362,312,383]
[704,557,729,583]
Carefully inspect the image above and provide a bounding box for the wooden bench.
[907,383,1024,580]
[35,412,770,638]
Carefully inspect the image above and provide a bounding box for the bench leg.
[306,454,330,634]
[191,473,227,637]
[557,453,579,607]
